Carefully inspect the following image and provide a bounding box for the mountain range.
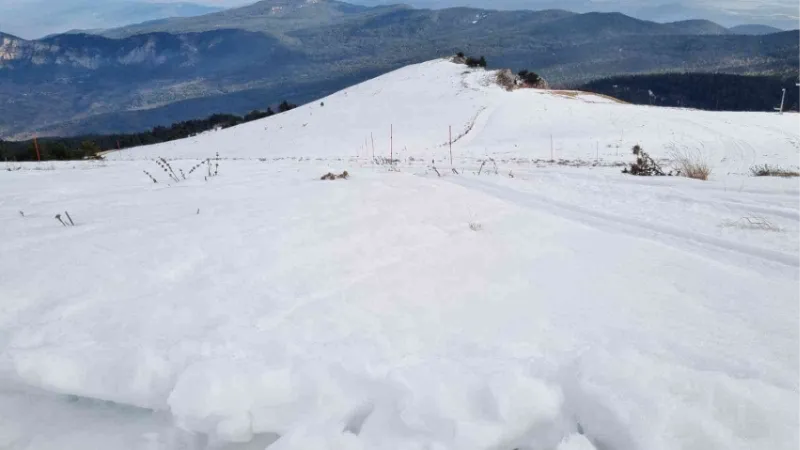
[354,0,798,31]
[0,0,223,40]
[1,0,797,139]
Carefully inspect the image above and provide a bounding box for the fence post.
[33,137,41,162]
[449,125,453,167]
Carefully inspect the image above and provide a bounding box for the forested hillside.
[578,73,799,112]
[1,102,295,162]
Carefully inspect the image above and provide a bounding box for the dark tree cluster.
[578,73,799,112]
[517,70,542,86]
[464,56,487,68]
[1,101,297,161]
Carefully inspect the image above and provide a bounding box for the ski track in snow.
[1,59,798,450]
[444,175,799,275]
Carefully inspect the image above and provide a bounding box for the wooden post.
[449,125,453,167]
[390,124,393,163]
[371,132,375,160]
[550,134,554,161]
[33,137,41,162]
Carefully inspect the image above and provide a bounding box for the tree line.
[576,73,799,112]
[0,100,297,161]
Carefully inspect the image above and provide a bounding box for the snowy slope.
[1,59,799,450]
[106,59,800,176]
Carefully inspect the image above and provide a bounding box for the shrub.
[465,56,487,68]
[750,164,800,177]
[518,70,542,86]
[668,145,711,180]
[456,52,465,58]
[622,145,666,176]
[496,69,517,91]
[680,161,711,180]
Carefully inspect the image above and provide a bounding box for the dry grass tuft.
[668,144,712,181]
[496,69,517,91]
[551,90,581,99]
[721,215,781,232]
[749,164,800,178]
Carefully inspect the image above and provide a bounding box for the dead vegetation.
[55,211,76,227]
[622,145,669,176]
[721,215,780,231]
[495,69,518,91]
[320,171,349,180]
[495,69,548,92]
[668,144,711,180]
[145,153,220,184]
[551,90,582,99]
[622,144,710,180]
[749,164,800,177]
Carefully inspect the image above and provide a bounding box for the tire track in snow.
[655,192,800,222]
[444,176,799,274]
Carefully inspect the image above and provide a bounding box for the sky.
[0,0,797,39]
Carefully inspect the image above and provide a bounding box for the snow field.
[1,59,799,449]
[1,158,798,449]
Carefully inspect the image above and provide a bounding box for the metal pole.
[449,125,453,167]
[779,88,786,114]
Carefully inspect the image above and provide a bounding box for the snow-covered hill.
[108,59,799,176]
[1,59,799,450]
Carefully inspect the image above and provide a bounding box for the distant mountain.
[0,0,223,40]
[666,20,729,35]
[99,0,383,38]
[728,24,785,35]
[1,0,798,139]
[353,0,799,31]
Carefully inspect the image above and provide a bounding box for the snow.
[1,59,798,450]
